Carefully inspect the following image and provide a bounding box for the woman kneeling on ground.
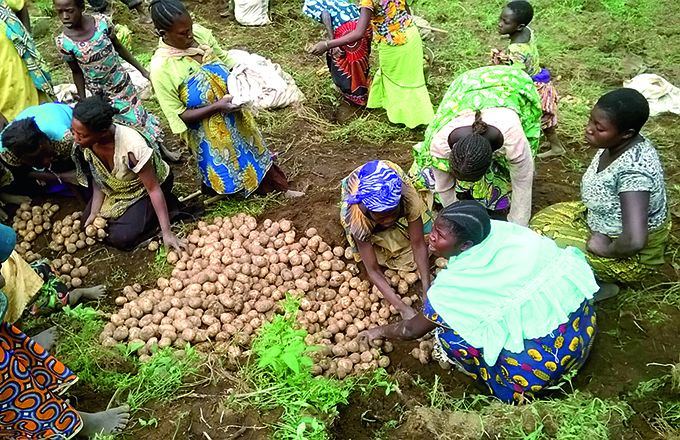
[0,223,130,438]
[341,160,431,319]
[410,65,542,226]
[359,201,599,403]
[531,88,669,299]
[0,102,80,196]
[71,95,185,252]
[148,0,302,198]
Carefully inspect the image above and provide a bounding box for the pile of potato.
[49,254,90,289]
[102,214,424,372]
[48,211,107,254]
[12,202,60,263]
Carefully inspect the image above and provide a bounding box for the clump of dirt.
[396,407,485,440]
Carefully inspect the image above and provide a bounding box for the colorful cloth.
[581,138,668,236]
[328,20,371,106]
[427,299,596,403]
[530,201,671,284]
[367,25,434,128]
[0,251,43,323]
[0,0,52,121]
[29,261,70,317]
[411,65,541,215]
[346,160,402,212]
[359,0,412,46]
[55,14,162,144]
[181,62,272,195]
[302,0,359,29]
[341,160,432,271]
[0,323,82,438]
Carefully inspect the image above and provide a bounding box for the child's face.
[54,0,82,29]
[498,7,521,35]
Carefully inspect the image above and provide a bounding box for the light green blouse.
[427,220,598,365]
[149,23,235,135]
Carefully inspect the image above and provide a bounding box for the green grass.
[204,192,285,220]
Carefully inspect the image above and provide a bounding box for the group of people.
[0,0,671,435]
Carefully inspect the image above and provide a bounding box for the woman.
[410,65,542,226]
[0,102,79,196]
[360,201,599,403]
[341,160,431,319]
[149,0,300,198]
[303,0,371,106]
[0,0,53,122]
[309,0,433,128]
[531,88,669,293]
[71,95,185,252]
[0,223,130,438]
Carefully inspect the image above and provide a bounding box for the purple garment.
[531,68,551,84]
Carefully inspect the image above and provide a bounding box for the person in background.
[303,0,372,106]
[0,223,130,439]
[410,65,542,225]
[360,201,599,403]
[149,0,302,198]
[53,0,176,160]
[309,0,434,128]
[340,160,432,319]
[531,88,669,300]
[493,0,564,158]
[87,0,151,23]
[71,95,185,252]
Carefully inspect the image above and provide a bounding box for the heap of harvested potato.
[49,254,90,289]
[48,211,107,253]
[12,202,60,263]
[102,214,425,373]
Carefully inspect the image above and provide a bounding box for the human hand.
[357,327,384,344]
[84,213,97,227]
[587,232,612,256]
[163,231,187,255]
[309,41,329,56]
[141,69,151,80]
[214,95,241,113]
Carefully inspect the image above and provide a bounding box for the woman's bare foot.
[285,190,305,198]
[33,326,58,352]
[0,193,30,205]
[539,127,566,159]
[69,285,107,306]
[537,146,566,159]
[79,405,131,437]
[594,282,620,302]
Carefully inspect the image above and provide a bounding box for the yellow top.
[0,250,43,323]
[0,0,42,121]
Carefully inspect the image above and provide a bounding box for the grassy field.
[20,0,680,438]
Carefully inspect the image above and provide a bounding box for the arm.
[407,217,431,299]
[66,60,87,101]
[506,139,534,226]
[28,170,78,185]
[310,7,372,54]
[179,96,240,126]
[111,31,149,78]
[432,167,458,207]
[85,184,105,226]
[362,313,436,341]
[16,5,30,32]
[136,161,186,253]
[321,11,334,39]
[356,237,416,319]
[588,191,650,258]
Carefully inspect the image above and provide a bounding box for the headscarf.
[0,223,16,263]
[346,160,402,213]
[438,200,491,246]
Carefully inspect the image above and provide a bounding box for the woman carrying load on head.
[359,201,600,403]
[340,160,432,319]
[302,0,372,106]
[309,0,434,128]
[531,88,670,298]
[410,65,542,226]
[148,0,302,198]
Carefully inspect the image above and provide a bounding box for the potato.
[115,296,127,306]
[113,326,129,341]
[71,277,83,288]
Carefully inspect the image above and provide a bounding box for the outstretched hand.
[214,95,241,113]
[309,41,329,56]
[357,327,384,344]
[163,231,187,255]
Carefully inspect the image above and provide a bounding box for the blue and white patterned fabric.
[302,0,359,30]
[346,160,402,212]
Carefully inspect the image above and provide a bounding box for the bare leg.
[69,285,107,306]
[78,405,131,437]
[32,326,58,352]
[538,126,566,159]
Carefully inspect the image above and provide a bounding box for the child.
[493,0,564,158]
[54,0,177,160]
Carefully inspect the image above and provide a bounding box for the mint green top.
[427,220,598,365]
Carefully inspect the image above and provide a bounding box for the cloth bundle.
[234,0,271,26]
[624,74,680,116]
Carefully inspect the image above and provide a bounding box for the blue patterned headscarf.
[0,223,15,263]
[346,160,402,212]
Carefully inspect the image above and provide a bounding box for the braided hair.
[72,95,118,132]
[1,118,47,161]
[595,88,650,135]
[438,200,491,247]
[506,1,534,26]
[149,0,189,32]
[448,111,493,182]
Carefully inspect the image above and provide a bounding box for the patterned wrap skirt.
[532,68,559,130]
[0,323,81,438]
[182,62,273,196]
[327,20,371,106]
[425,299,597,403]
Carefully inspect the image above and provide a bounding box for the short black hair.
[595,88,650,134]
[438,200,491,247]
[74,0,85,9]
[72,95,118,132]
[149,0,189,32]
[506,1,534,26]
[1,118,47,160]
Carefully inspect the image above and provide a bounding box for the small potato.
[114,296,128,306]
